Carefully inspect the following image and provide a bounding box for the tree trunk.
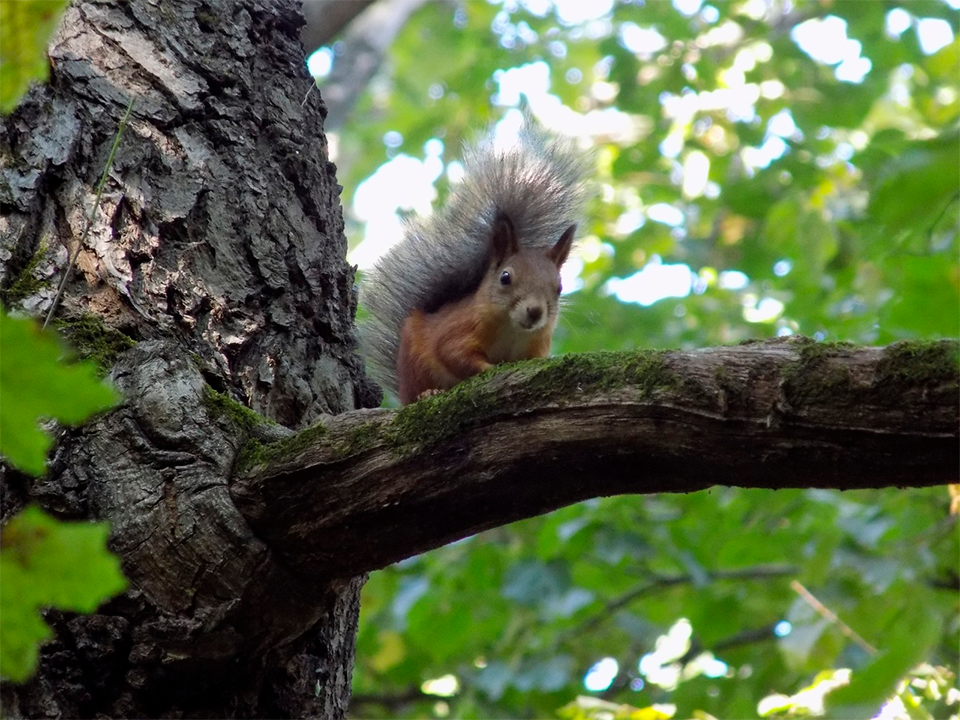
[1,0,378,716]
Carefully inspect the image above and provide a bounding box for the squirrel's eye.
[500,271,512,286]
[557,283,563,296]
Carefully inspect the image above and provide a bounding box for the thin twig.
[928,189,960,244]
[679,622,779,665]
[350,687,428,710]
[790,579,876,655]
[560,564,798,643]
[43,97,135,329]
[601,623,780,701]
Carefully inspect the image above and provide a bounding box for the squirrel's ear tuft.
[490,212,520,265]
[549,224,576,269]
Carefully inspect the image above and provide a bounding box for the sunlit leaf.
[0,310,119,475]
[0,0,69,114]
[0,506,127,681]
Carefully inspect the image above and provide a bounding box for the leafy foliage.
[353,488,957,718]
[0,0,70,114]
[0,309,118,476]
[321,0,959,717]
[0,506,127,682]
[0,310,124,683]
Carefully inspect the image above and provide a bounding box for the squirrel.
[361,115,588,404]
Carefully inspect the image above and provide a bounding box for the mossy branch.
[230,338,959,579]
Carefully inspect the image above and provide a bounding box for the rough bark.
[1,0,377,717]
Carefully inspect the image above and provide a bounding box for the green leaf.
[0,0,70,114]
[826,595,943,717]
[867,133,960,237]
[0,506,127,682]
[0,310,119,475]
[502,559,568,606]
[514,654,574,692]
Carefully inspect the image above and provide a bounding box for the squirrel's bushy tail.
[360,116,590,397]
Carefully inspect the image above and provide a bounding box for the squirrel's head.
[481,212,575,334]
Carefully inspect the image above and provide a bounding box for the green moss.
[235,341,960,474]
[336,421,383,457]
[385,350,680,452]
[514,350,678,399]
[54,314,136,372]
[1,243,50,307]
[235,351,685,469]
[276,421,328,459]
[783,337,959,406]
[382,381,487,453]
[522,353,614,395]
[875,340,960,388]
[679,374,714,406]
[713,365,732,384]
[781,339,860,404]
[205,387,307,474]
[234,414,397,475]
[202,386,274,435]
[195,9,218,28]
[796,364,853,404]
[234,439,269,474]
[794,337,857,363]
[621,350,679,395]
[234,420,329,474]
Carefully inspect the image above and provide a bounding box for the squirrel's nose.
[526,306,543,324]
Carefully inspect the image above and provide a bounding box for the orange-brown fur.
[398,299,553,405]
[396,215,573,404]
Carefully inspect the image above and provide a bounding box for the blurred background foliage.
[308,0,959,717]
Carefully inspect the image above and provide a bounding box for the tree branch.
[301,0,378,53]
[317,0,430,130]
[230,339,958,579]
[562,565,797,642]
[350,687,430,711]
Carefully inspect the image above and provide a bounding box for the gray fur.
[360,118,590,396]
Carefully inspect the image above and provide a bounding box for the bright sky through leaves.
[319,3,956,315]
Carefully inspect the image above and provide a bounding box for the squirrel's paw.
[416,388,444,401]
